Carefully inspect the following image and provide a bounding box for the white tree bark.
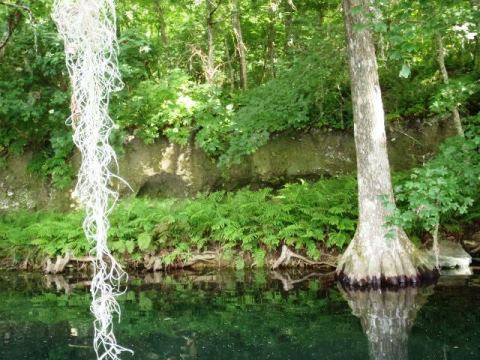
[205,0,217,84]
[231,0,248,89]
[337,0,436,287]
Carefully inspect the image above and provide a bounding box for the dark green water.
[0,270,479,360]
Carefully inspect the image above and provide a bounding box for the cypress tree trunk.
[336,0,436,287]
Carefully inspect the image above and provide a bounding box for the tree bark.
[435,32,464,137]
[264,1,278,79]
[231,0,248,89]
[205,0,217,84]
[282,1,294,58]
[472,0,480,73]
[224,37,236,89]
[336,0,436,287]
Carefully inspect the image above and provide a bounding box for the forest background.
[0,0,480,271]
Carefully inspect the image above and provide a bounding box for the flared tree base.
[336,228,439,288]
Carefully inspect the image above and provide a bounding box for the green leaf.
[138,232,152,251]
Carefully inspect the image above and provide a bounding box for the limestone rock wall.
[0,118,455,210]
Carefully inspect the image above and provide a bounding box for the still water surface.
[0,270,479,360]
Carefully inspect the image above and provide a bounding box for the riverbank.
[2,174,479,275]
[0,177,355,273]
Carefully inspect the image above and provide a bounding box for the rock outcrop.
[0,117,456,210]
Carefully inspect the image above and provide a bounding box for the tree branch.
[0,2,36,52]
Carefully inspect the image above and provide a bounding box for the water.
[0,270,479,360]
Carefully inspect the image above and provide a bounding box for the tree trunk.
[231,0,248,89]
[154,0,168,45]
[336,0,436,287]
[435,32,464,137]
[283,2,294,58]
[205,0,216,84]
[472,0,480,73]
[224,37,236,89]
[264,1,277,79]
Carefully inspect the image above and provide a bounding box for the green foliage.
[114,69,233,152]
[0,176,358,266]
[430,77,480,115]
[219,53,349,166]
[386,117,480,234]
[0,210,87,265]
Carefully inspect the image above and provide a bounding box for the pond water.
[0,270,479,360]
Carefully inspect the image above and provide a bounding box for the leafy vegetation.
[0,176,357,268]
[386,115,480,242]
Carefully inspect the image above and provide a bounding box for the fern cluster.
[0,177,358,269]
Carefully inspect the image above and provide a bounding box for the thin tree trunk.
[0,9,22,54]
[283,2,294,58]
[472,0,480,73]
[265,1,277,79]
[224,37,236,89]
[337,0,435,287]
[435,32,464,137]
[154,0,168,45]
[205,0,216,84]
[231,0,247,89]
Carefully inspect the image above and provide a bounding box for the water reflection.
[340,285,433,360]
[0,271,479,360]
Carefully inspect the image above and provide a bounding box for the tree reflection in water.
[340,285,434,360]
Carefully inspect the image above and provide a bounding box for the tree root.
[271,245,337,270]
[44,252,95,274]
[470,244,480,253]
[40,247,338,273]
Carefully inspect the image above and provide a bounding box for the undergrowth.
[0,176,358,269]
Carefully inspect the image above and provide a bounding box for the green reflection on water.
[0,271,479,360]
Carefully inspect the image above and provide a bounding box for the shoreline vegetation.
[1,173,478,276]
[0,0,479,287]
